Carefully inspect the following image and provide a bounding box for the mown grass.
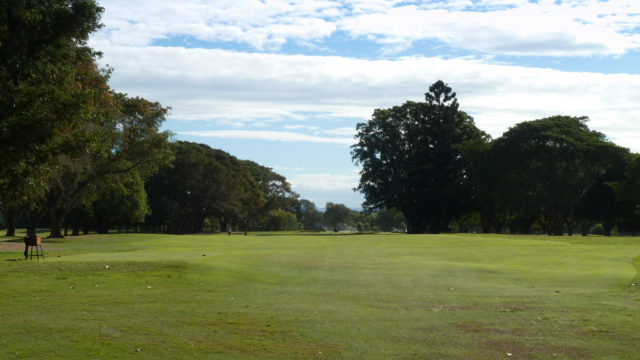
[0,232,639,359]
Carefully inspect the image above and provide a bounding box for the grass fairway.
[1,233,639,359]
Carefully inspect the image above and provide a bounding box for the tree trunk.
[26,221,37,237]
[48,207,64,238]
[220,217,229,235]
[72,223,80,236]
[406,215,425,234]
[565,217,578,236]
[551,221,564,236]
[25,211,42,237]
[493,219,503,234]
[97,227,109,234]
[4,206,19,237]
[603,220,615,236]
[580,220,591,236]
[480,214,492,234]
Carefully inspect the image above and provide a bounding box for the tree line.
[352,80,640,235]
[0,1,404,236]
[0,1,174,237]
[7,2,632,237]
[142,143,406,234]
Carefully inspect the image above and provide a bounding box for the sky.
[89,0,640,209]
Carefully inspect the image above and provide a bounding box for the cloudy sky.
[90,0,640,209]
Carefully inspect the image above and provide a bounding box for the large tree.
[145,142,264,234]
[42,94,172,237]
[0,0,105,229]
[352,80,488,233]
[240,160,298,230]
[480,116,627,235]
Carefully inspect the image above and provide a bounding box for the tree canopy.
[352,80,488,233]
[324,202,353,232]
[3,2,640,237]
[0,0,106,211]
[478,116,627,235]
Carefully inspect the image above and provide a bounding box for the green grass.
[1,232,639,359]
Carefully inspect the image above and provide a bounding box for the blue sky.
[90,0,640,209]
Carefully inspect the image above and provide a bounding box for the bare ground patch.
[0,240,57,252]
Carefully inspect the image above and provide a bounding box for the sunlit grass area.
[1,232,639,359]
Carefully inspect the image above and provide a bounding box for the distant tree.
[291,199,323,230]
[90,173,150,234]
[263,209,298,231]
[352,211,372,232]
[450,212,481,233]
[372,208,406,232]
[208,153,264,231]
[146,142,246,233]
[352,80,488,233]
[324,202,352,232]
[481,116,627,235]
[145,142,279,234]
[241,161,298,229]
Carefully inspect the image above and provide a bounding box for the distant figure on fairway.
[228,227,231,237]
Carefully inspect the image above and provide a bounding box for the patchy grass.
[1,233,639,359]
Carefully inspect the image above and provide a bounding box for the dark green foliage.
[0,1,174,237]
[575,182,619,236]
[291,199,323,230]
[371,208,405,232]
[239,160,298,230]
[324,202,353,232]
[263,209,298,231]
[144,141,299,234]
[479,116,628,235]
[145,142,257,234]
[614,154,640,235]
[0,0,105,210]
[90,173,149,234]
[43,94,173,237]
[1,1,306,236]
[352,80,488,233]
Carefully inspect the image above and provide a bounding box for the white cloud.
[99,45,640,151]
[284,124,320,131]
[270,165,305,171]
[179,130,354,144]
[95,0,341,49]
[89,1,640,209]
[97,45,418,123]
[94,0,640,57]
[340,1,640,56]
[289,172,360,191]
[321,127,356,136]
